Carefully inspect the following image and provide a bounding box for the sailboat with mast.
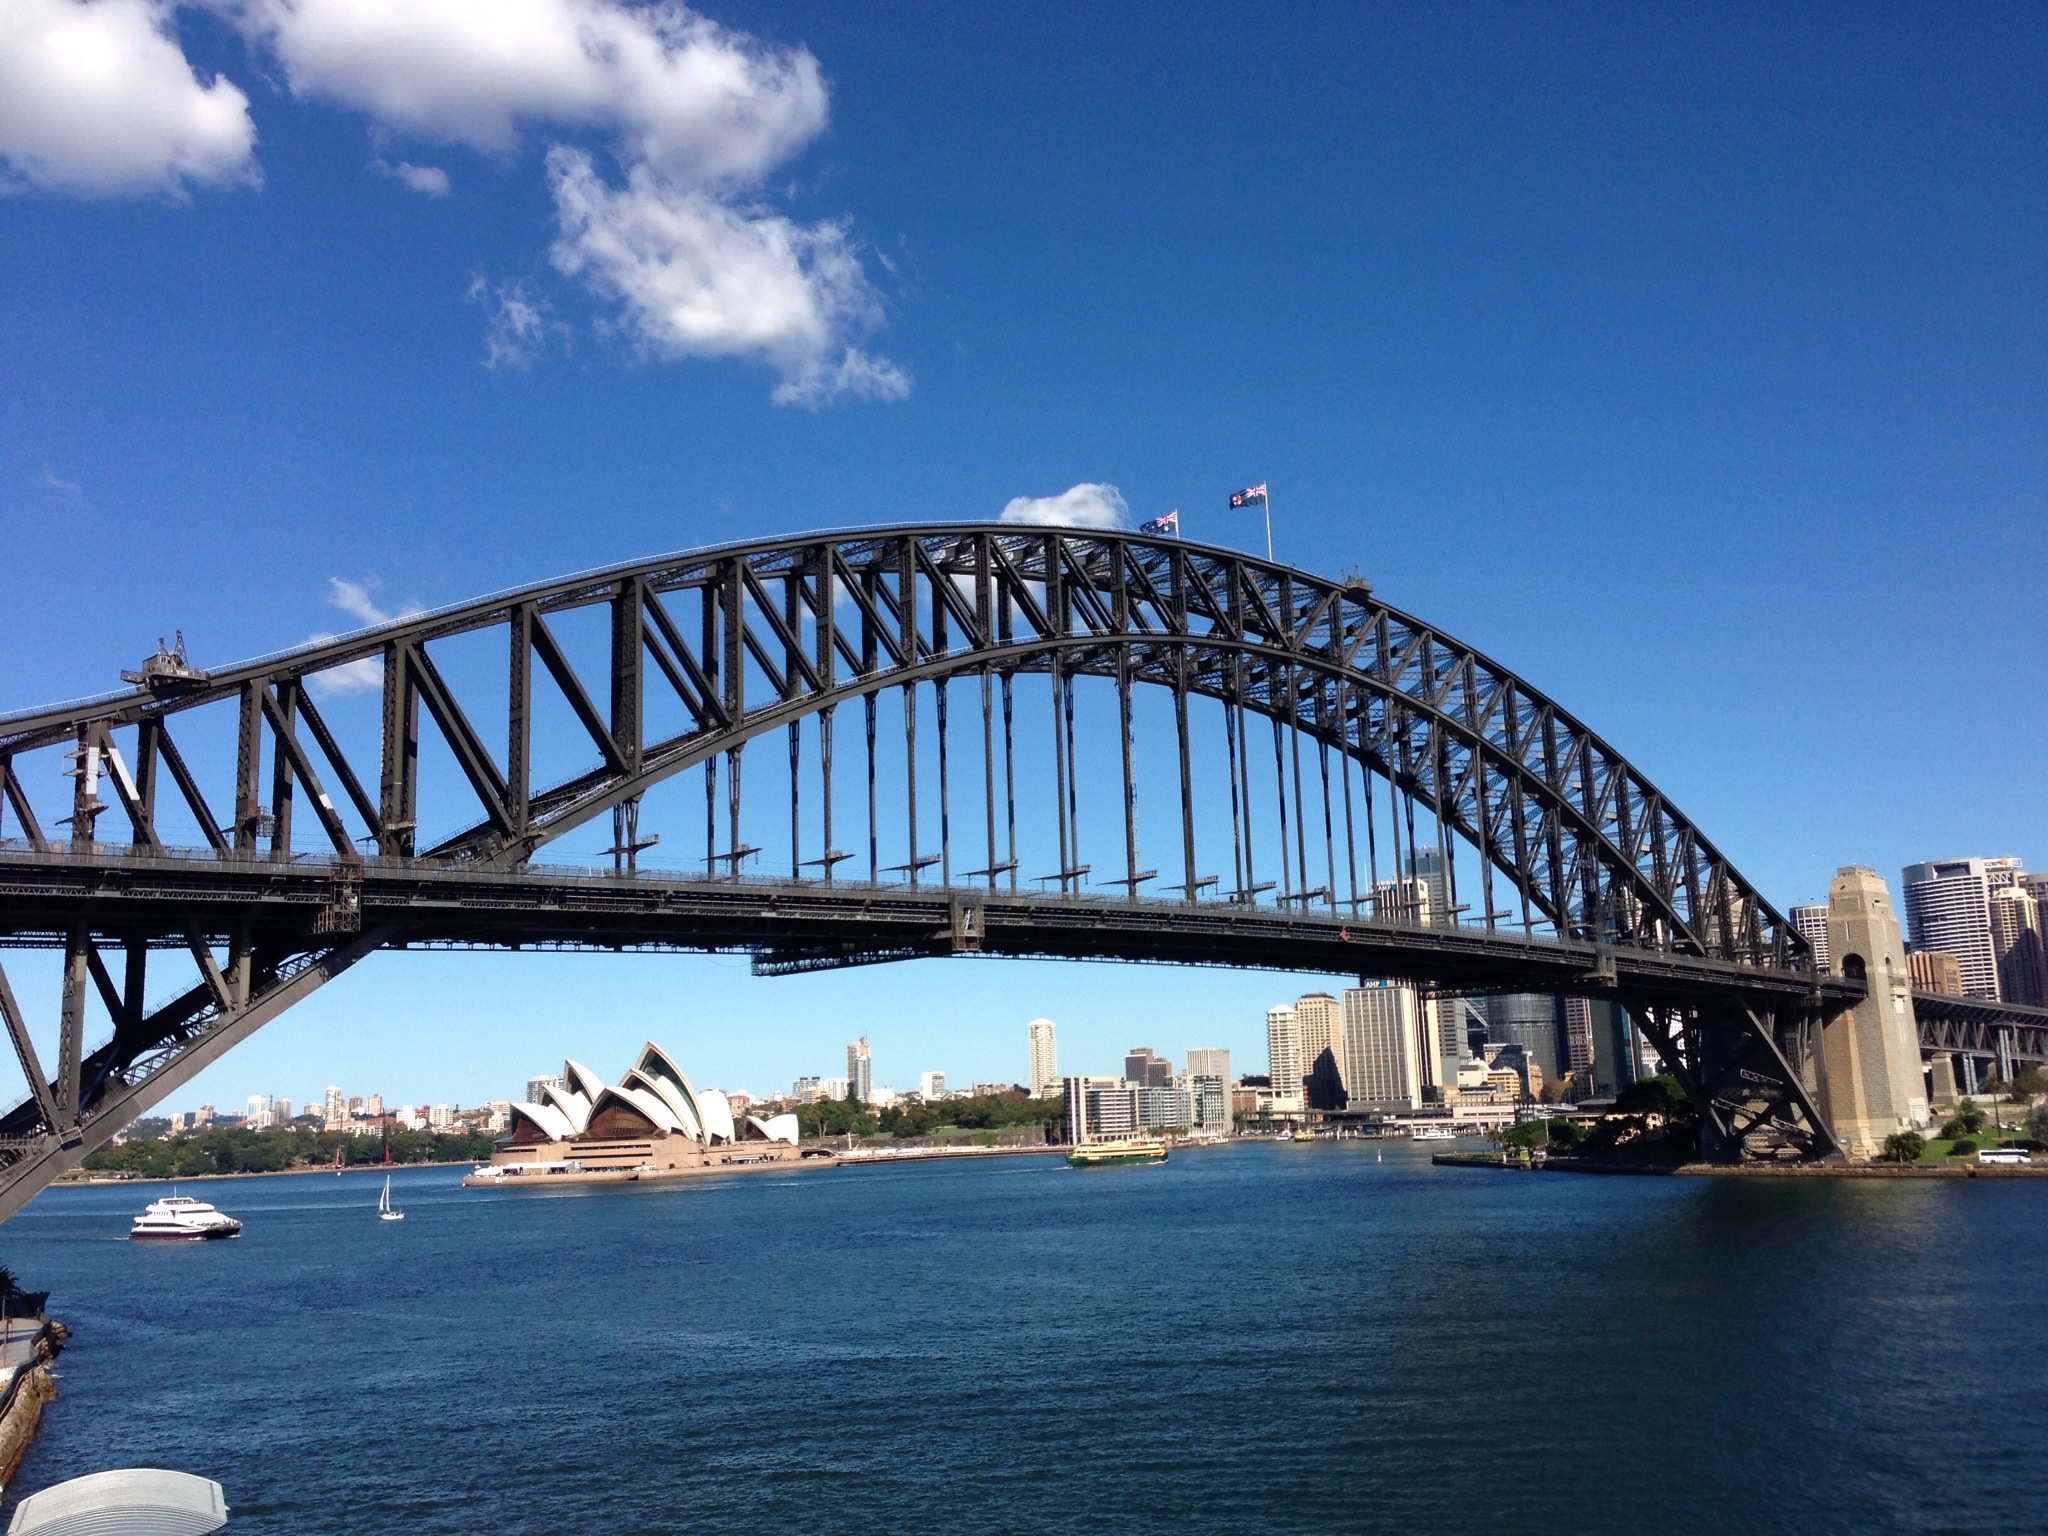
[378,1175,404,1222]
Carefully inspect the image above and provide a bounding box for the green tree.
[1938,1099,1986,1140]
[1613,1074,1693,1120]
[1879,1130,1926,1163]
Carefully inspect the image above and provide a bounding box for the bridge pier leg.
[1927,1052,1958,1109]
[1818,866,1930,1157]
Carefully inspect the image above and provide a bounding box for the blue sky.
[2,1,2043,1113]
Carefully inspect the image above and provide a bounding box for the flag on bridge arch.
[1228,483,1268,509]
[1139,510,1179,537]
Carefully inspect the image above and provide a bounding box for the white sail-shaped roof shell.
[564,1059,607,1104]
[749,1113,799,1145]
[541,1082,592,1134]
[632,1043,709,1139]
[508,1101,578,1142]
[592,1083,683,1135]
[623,1068,703,1142]
[696,1088,736,1145]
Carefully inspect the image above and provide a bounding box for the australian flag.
[1139,510,1179,537]
[1228,482,1268,509]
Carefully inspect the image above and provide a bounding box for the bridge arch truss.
[0,525,1844,1209]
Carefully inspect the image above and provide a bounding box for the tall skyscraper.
[1403,848,1451,925]
[1789,903,1831,973]
[1373,876,1460,1087]
[1489,994,1563,1082]
[323,1085,345,1123]
[847,1036,873,1102]
[1123,1048,1173,1087]
[1340,982,1421,1109]
[1295,992,1344,1109]
[1265,1004,1302,1109]
[1027,1018,1058,1098]
[1902,859,2005,999]
[1989,885,2047,1007]
[1560,997,1595,1079]
[1185,1047,1231,1083]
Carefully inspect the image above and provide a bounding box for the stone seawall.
[0,1320,68,1492]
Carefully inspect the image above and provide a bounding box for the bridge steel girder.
[1910,992,2048,1065]
[0,525,1842,1207]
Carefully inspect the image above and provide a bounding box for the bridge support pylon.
[1818,866,1930,1157]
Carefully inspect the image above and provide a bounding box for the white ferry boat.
[129,1194,242,1242]
[1410,1125,1458,1142]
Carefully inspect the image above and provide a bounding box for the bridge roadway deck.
[0,845,1853,1009]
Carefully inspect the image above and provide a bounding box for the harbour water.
[3,1141,2044,1534]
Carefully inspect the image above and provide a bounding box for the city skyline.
[2,0,2042,1115]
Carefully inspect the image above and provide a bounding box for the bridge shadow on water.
[0,1142,2041,1535]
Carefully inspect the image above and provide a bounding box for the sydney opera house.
[478,1042,803,1181]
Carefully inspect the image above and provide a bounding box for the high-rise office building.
[1265,1005,1302,1107]
[1122,1047,1173,1087]
[1063,1076,1136,1142]
[1295,992,1344,1109]
[323,1086,345,1124]
[1403,848,1451,925]
[1027,1018,1058,1098]
[1189,1075,1230,1132]
[1790,904,1831,973]
[274,1098,292,1123]
[526,1074,564,1105]
[1373,876,1460,1087]
[1134,1085,1192,1130]
[1902,859,2005,999]
[1560,998,1594,1079]
[847,1037,873,1103]
[918,1071,947,1101]
[1340,981,1421,1109]
[246,1094,268,1119]
[1907,951,1964,995]
[1989,885,2047,1007]
[1490,994,1563,1082]
[1185,1047,1231,1084]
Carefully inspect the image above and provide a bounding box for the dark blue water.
[1,1144,2042,1534]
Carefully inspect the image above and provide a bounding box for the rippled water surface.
[2,1143,2043,1534]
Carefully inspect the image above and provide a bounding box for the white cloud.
[999,483,1130,530]
[226,0,900,401]
[1,0,905,402]
[305,576,421,696]
[371,157,450,196]
[465,274,553,370]
[547,149,906,403]
[228,0,825,185]
[0,0,258,197]
[42,466,82,496]
[305,643,383,696]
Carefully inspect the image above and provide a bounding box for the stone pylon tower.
[1819,866,1930,1157]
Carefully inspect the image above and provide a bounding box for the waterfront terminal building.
[486,1042,801,1180]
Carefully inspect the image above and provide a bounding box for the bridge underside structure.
[0,525,1863,1215]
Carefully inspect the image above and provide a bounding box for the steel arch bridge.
[0,524,1862,1215]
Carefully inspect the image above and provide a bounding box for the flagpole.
[1263,488,1273,562]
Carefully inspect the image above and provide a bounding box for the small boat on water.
[377,1175,405,1221]
[1066,1137,1169,1168]
[1411,1125,1457,1142]
[130,1194,241,1241]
